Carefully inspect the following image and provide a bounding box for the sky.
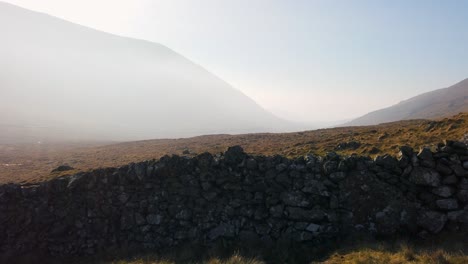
[3,0,468,123]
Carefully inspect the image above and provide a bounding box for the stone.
[375,155,400,171]
[224,146,246,165]
[269,204,284,218]
[276,163,288,172]
[335,141,361,150]
[447,210,465,222]
[146,214,162,225]
[399,146,414,157]
[409,167,441,187]
[120,213,135,230]
[305,223,321,233]
[275,172,290,186]
[436,163,453,175]
[286,207,326,221]
[417,148,435,168]
[452,141,467,150]
[208,223,236,240]
[432,186,455,198]
[134,163,147,180]
[135,213,146,226]
[246,158,258,170]
[442,175,458,185]
[417,211,447,234]
[464,161,468,170]
[118,193,130,204]
[456,190,468,203]
[459,178,468,189]
[175,209,192,220]
[67,173,86,190]
[51,165,74,173]
[280,191,310,207]
[329,171,346,182]
[323,161,338,174]
[435,199,459,210]
[452,164,468,177]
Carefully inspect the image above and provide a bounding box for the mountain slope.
[345,78,468,126]
[0,2,289,143]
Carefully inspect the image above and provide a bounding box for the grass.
[1,113,467,184]
[109,254,263,264]
[52,233,468,264]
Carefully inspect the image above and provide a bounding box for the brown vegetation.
[52,233,468,264]
[1,113,467,184]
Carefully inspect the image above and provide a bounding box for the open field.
[1,113,467,184]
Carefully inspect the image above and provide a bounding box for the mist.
[0,2,300,143]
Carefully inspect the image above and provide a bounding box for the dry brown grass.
[109,254,264,264]
[1,113,467,184]
[66,236,468,264]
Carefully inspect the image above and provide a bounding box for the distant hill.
[0,2,291,143]
[345,78,468,126]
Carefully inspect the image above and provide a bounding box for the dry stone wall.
[1,141,468,257]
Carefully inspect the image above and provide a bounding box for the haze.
[4,0,468,123]
[2,1,302,143]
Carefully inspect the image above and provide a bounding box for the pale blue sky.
[4,0,468,123]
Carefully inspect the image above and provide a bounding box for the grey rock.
[409,167,441,187]
[269,204,284,218]
[146,214,162,225]
[436,163,453,175]
[276,163,288,172]
[399,146,414,157]
[286,207,326,221]
[463,161,468,170]
[329,172,346,182]
[442,175,458,185]
[305,223,321,233]
[118,193,130,204]
[436,199,459,210]
[208,223,236,240]
[418,148,435,168]
[51,165,74,173]
[280,191,309,207]
[246,158,258,170]
[417,211,447,234]
[456,190,468,203]
[432,186,455,198]
[135,213,146,226]
[224,146,246,165]
[452,164,468,177]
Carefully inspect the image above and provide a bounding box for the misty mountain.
[345,78,468,126]
[0,2,292,143]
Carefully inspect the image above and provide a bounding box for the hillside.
[346,78,468,126]
[1,112,467,184]
[0,2,289,143]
